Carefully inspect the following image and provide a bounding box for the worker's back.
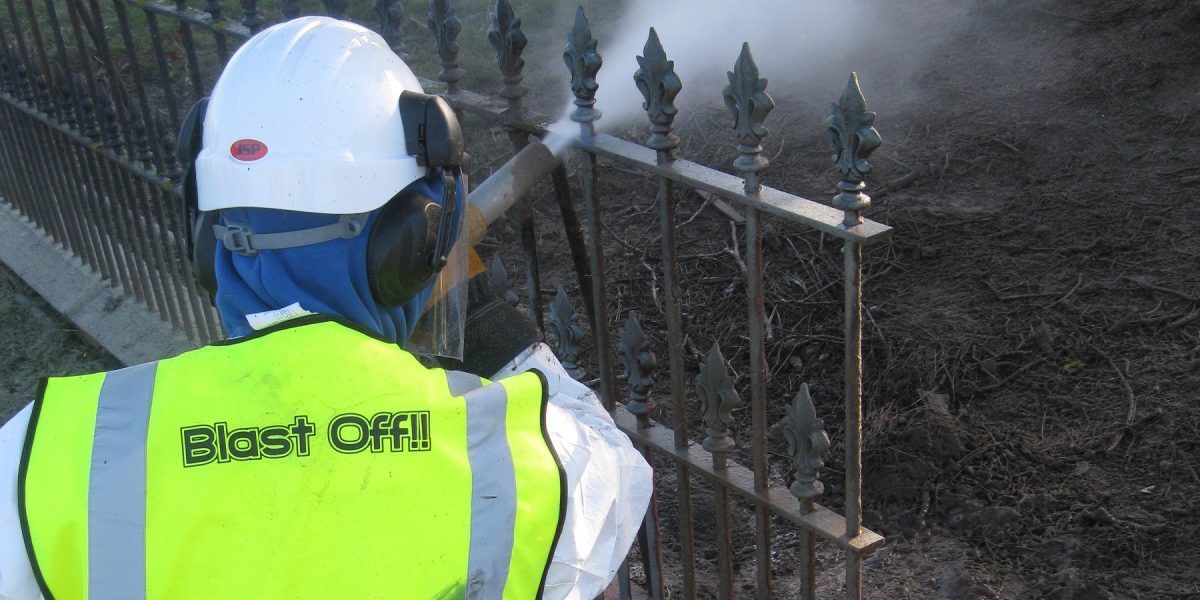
[19,316,564,599]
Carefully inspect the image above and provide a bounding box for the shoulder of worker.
[490,342,619,431]
[0,402,40,600]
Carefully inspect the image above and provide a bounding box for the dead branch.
[1104,357,1137,452]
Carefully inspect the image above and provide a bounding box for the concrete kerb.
[0,200,197,367]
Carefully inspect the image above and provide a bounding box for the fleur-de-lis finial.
[619,311,656,423]
[130,113,153,164]
[825,72,881,226]
[14,64,33,105]
[0,58,13,94]
[282,0,301,18]
[321,0,348,19]
[697,342,740,454]
[204,0,223,19]
[634,27,681,158]
[488,254,520,307]
[549,285,585,380]
[723,42,774,193]
[488,0,527,116]
[76,78,98,139]
[97,87,122,152]
[374,0,404,52]
[428,0,464,94]
[563,6,602,128]
[54,70,76,127]
[33,75,50,115]
[240,0,264,31]
[155,115,183,181]
[783,383,831,512]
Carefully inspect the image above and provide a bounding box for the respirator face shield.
[404,171,468,360]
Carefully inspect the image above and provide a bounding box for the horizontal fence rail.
[0,1,892,598]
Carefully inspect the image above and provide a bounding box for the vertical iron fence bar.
[97,87,161,315]
[619,311,664,599]
[10,76,72,250]
[6,86,58,246]
[77,0,135,147]
[321,0,347,19]
[723,42,775,598]
[70,85,125,285]
[281,0,300,19]
[635,29,696,596]
[44,2,102,268]
[75,107,136,295]
[843,237,863,600]
[698,343,738,600]
[19,0,59,118]
[428,0,463,97]
[18,0,79,252]
[826,72,881,600]
[0,102,40,223]
[0,49,38,225]
[91,90,150,304]
[0,106,23,216]
[162,183,217,342]
[174,1,206,100]
[62,81,121,284]
[48,118,105,276]
[94,92,158,311]
[548,166,595,326]
[630,27,689,599]
[144,10,184,136]
[487,0,544,331]
[564,7,615,412]
[239,0,263,31]
[123,120,186,331]
[159,118,221,342]
[565,10,625,598]
[0,99,21,207]
[204,1,230,64]
[110,140,176,326]
[374,0,402,54]
[63,1,126,284]
[785,383,830,600]
[83,1,169,314]
[26,94,81,258]
[2,0,55,234]
[110,1,168,175]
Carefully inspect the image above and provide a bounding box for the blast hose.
[465,141,558,246]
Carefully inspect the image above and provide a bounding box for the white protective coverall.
[0,341,652,600]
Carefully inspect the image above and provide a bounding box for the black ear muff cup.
[192,210,219,299]
[367,191,442,307]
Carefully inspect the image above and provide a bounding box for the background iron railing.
[0,1,890,598]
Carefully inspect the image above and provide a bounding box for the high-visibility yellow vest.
[19,317,565,600]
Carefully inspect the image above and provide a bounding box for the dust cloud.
[542,0,970,154]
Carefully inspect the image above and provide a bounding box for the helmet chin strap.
[213,212,369,257]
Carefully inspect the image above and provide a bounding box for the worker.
[0,17,651,600]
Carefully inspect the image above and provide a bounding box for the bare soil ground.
[1,0,1196,598]
[488,0,1200,597]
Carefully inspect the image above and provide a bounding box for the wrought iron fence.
[0,1,891,598]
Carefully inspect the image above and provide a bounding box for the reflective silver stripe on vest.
[462,381,517,599]
[446,370,483,397]
[88,361,157,600]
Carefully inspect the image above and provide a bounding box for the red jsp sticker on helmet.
[230,139,268,162]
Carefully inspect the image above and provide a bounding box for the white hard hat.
[195,16,427,214]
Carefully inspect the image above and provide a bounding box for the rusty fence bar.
[0,1,892,598]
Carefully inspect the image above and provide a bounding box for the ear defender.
[178,97,217,298]
[366,191,443,307]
